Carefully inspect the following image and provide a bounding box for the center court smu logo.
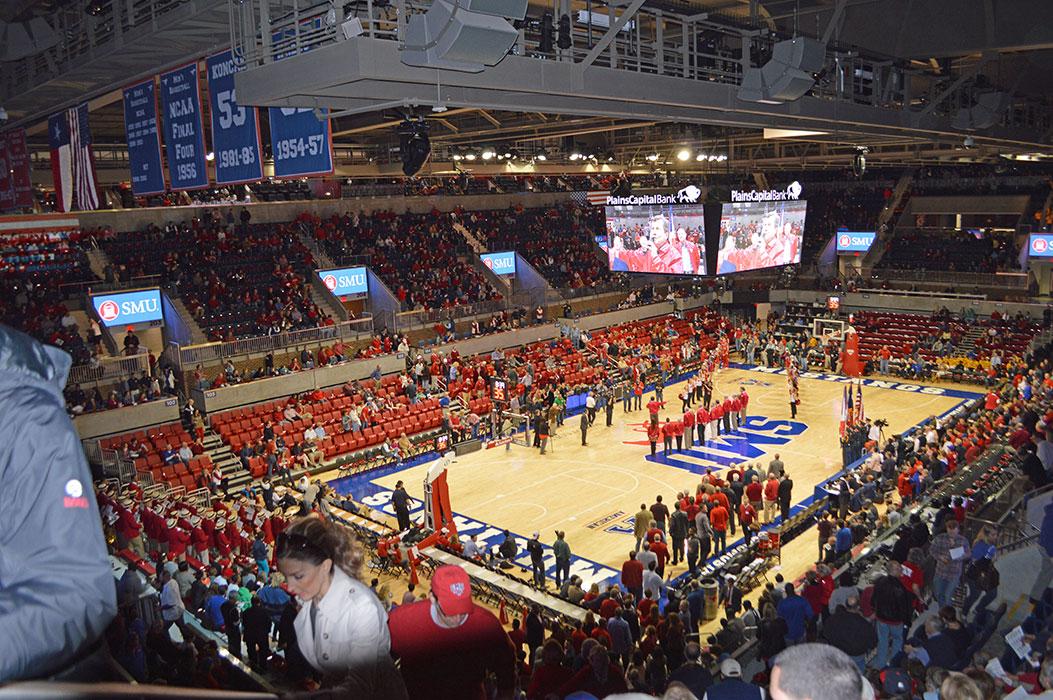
[98,300,120,322]
[637,415,808,474]
[323,274,338,291]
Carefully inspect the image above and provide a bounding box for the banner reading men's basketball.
[0,139,11,210]
[123,79,166,195]
[268,106,333,178]
[160,63,209,190]
[206,50,263,185]
[0,128,34,211]
[5,129,33,209]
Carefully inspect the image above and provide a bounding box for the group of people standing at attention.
[645,383,750,457]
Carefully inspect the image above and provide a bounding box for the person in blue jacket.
[0,323,116,681]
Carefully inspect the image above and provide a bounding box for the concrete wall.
[74,398,180,440]
[565,294,720,332]
[770,289,1048,319]
[193,353,408,414]
[191,296,706,415]
[908,195,1030,215]
[70,192,575,233]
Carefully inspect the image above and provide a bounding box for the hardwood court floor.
[360,366,980,589]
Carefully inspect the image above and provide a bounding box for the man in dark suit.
[391,480,412,531]
[778,474,793,523]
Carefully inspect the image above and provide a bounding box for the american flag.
[855,380,865,425]
[570,190,610,207]
[48,103,99,212]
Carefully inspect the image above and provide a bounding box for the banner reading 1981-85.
[123,79,167,195]
[159,63,209,190]
[205,50,263,185]
[268,106,334,178]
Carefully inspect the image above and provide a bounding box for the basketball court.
[330,364,983,590]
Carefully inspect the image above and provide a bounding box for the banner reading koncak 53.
[205,50,263,185]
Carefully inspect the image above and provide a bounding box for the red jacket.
[711,404,724,419]
[671,420,684,437]
[709,505,728,532]
[683,411,695,428]
[695,408,709,424]
[650,540,669,569]
[647,423,661,442]
[621,559,644,590]
[745,482,763,503]
[662,422,677,438]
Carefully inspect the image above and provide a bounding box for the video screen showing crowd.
[604,204,707,275]
[716,200,807,274]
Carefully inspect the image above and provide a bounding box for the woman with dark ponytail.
[276,514,406,697]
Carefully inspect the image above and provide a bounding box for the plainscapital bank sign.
[606,185,702,206]
[730,181,803,203]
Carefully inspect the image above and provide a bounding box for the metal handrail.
[395,299,507,329]
[875,269,1029,288]
[68,352,151,386]
[176,318,373,367]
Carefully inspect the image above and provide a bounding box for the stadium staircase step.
[452,221,487,254]
[960,326,985,351]
[86,247,111,280]
[297,223,336,270]
[202,429,249,487]
[862,170,914,271]
[167,296,209,344]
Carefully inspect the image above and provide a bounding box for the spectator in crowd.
[769,643,863,700]
[0,324,117,681]
[388,564,516,699]
[275,515,405,696]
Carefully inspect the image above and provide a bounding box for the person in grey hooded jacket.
[0,323,117,681]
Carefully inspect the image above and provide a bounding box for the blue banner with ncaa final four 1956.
[123,79,166,196]
[206,50,263,185]
[268,106,334,178]
[159,63,209,190]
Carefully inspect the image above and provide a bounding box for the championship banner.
[205,50,263,185]
[268,106,333,178]
[0,138,12,210]
[159,63,209,190]
[6,128,33,209]
[123,79,166,195]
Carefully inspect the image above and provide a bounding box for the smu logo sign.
[317,266,368,297]
[90,288,164,328]
[480,251,516,276]
[836,231,876,255]
[1030,234,1053,258]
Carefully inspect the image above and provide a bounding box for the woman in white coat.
[276,515,406,698]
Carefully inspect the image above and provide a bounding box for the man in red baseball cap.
[388,564,516,699]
